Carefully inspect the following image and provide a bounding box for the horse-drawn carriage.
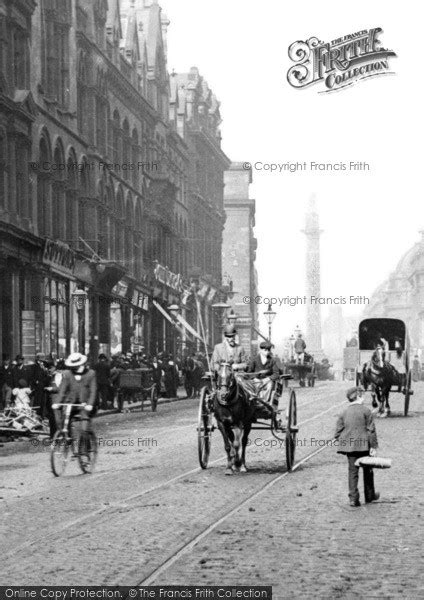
[117,367,158,412]
[285,353,317,387]
[356,318,413,416]
[197,365,298,473]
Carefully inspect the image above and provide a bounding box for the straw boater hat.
[65,352,88,368]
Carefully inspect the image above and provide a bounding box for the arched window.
[66,151,78,247]
[115,187,124,263]
[37,136,51,236]
[77,52,88,134]
[15,136,29,219]
[131,129,139,187]
[0,129,7,211]
[134,199,143,278]
[125,194,134,272]
[96,69,107,154]
[42,0,71,106]
[52,141,65,239]
[112,110,120,165]
[78,158,90,249]
[122,119,130,180]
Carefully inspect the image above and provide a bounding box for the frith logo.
[287,28,397,92]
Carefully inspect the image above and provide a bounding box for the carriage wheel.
[285,389,297,472]
[404,372,412,417]
[151,387,158,412]
[197,387,212,469]
[50,431,70,477]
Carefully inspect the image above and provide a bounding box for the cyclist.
[53,353,97,433]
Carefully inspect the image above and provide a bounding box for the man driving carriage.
[211,327,280,415]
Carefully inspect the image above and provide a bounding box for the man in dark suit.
[334,386,380,507]
[94,353,112,409]
[28,353,50,418]
[11,355,28,389]
[54,353,97,432]
[0,355,14,409]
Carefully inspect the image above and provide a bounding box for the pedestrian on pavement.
[44,359,66,437]
[28,352,50,419]
[294,334,306,365]
[163,354,179,398]
[0,354,13,410]
[11,355,28,390]
[94,353,112,409]
[334,386,380,507]
[150,355,163,398]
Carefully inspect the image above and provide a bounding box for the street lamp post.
[264,304,276,343]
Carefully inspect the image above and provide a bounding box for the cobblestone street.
[1,381,423,598]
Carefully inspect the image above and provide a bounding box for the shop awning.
[175,314,203,342]
[152,300,185,337]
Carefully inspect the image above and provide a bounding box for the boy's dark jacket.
[334,403,378,454]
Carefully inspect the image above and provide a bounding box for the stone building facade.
[364,231,424,352]
[0,0,229,361]
[222,163,258,356]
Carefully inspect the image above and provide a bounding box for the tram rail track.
[3,393,345,563]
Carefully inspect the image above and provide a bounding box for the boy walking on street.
[335,386,380,507]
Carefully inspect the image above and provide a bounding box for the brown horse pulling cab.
[197,365,298,473]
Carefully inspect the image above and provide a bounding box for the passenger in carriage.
[246,341,280,408]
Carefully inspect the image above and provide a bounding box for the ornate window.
[95,69,108,154]
[77,52,88,134]
[112,110,121,165]
[51,142,65,240]
[122,119,130,180]
[42,0,71,106]
[66,151,78,247]
[13,29,29,89]
[131,129,140,187]
[37,136,51,236]
[0,129,7,210]
[78,160,90,250]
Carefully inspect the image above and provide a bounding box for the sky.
[158,0,424,345]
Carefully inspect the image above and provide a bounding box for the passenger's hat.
[223,324,237,338]
[260,340,272,350]
[18,378,28,387]
[346,386,364,401]
[65,352,88,368]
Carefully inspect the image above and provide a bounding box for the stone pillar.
[302,195,324,360]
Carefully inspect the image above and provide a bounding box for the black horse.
[362,347,400,416]
[214,363,256,475]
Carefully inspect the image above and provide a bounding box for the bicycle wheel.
[78,430,98,474]
[50,431,70,477]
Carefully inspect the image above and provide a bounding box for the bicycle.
[50,403,98,477]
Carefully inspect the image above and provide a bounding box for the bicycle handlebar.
[52,403,88,409]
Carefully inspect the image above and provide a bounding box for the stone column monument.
[302,195,324,360]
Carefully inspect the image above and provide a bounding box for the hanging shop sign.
[111,280,128,298]
[42,239,75,276]
[153,262,184,293]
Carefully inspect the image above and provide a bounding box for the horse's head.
[216,362,237,405]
